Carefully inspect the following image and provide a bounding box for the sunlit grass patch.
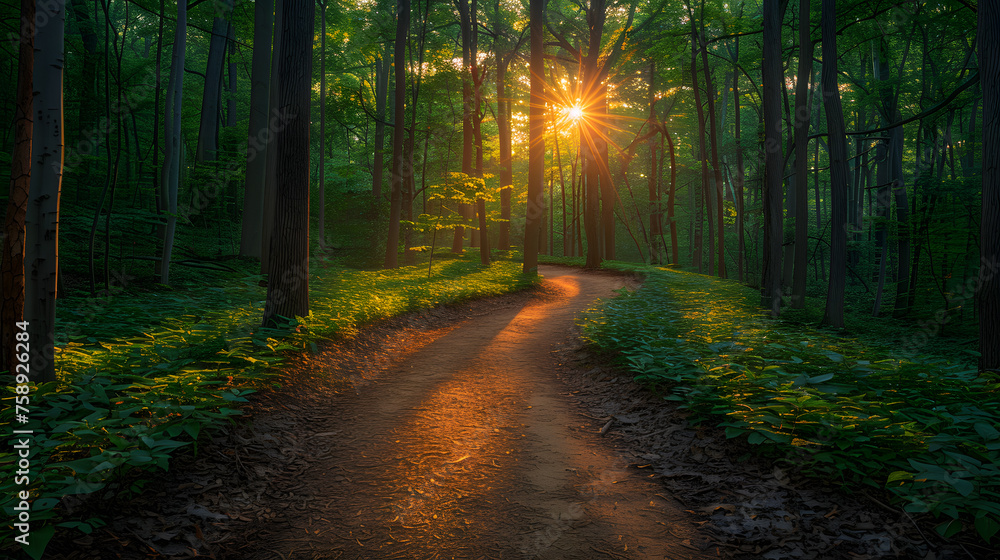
[582,265,1000,544]
[0,253,537,555]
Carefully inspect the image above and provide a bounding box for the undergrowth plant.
[1,253,536,558]
[581,264,1000,546]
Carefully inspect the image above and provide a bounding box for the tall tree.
[453,0,473,253]
[696,0,725,278]
[372,44,390,199]
[383,0,410,268]
[159,0,186,284]
[239,0,273,258]
[493,0,523,250]
[980,2,1000,371]
[1,0,34,375]
[318,0,327,251]
[24,0,65,381]
[790,0,811,308]
[820,0,848,329]
[261,0,284,274]
[263,0,314,325]
[762,0,784,317]
[196,0,234,162]
[523,0,544,273]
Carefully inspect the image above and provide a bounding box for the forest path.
[221,265,711,560]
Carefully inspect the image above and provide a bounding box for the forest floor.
[46,266,981,560]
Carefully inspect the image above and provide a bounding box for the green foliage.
[581,265,1000,545]
[0,253,536,555]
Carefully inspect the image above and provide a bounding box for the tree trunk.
[648,62,661,263]
[697,2,725,278]
[495,0,513,250]
[598,83,614,261]
[24,0,64,382]
[318,0,326,250]
[372,49,390,199]
[262,0,313,326]
[523,0,544,273]
[159,0,185,285]
[733,35,745,282]
[690,30,708,274]
[891,123,910,317]
[197,0,233,162]
[1,0,33,375]
[239,0,273,258]
[453,0,473,253]
[791,0,811,307]
[383,0,409,269]
[978,4,1000,371]
[821,0,848,328]
[762,0,783,316]
[261,0,283,274]
[665,124,679,266]
[227,24,237,127]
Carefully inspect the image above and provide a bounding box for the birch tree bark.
[25,0,65,381]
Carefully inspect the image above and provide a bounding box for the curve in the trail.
[228,265,711,560]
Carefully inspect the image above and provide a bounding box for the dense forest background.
[0,0,992,368]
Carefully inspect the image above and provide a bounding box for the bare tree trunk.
[227,24,237,127]
[25,0,64,381]
[263,0,314,326]
[690,30,708,274]
[384,0,409,268]
[159,0,185,285]
[665,124,679,266]
[791,0,811,307]
[197,0,233,162]
[495,0,513,250]
[697,1,725,278]
[239,0,272,258]
[1,0,33,374]
[762,0,784,316]
[599,84,614,261]
[372,50,390,199]
[261,0,283,274]
[648,62,661,263]
[821,0,848,328]
[978,4,1000,371]
[318,0,326,250]
[733,34,745,282]
[523,0,544,273]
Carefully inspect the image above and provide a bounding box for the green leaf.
[886,470,913,484]
[975,422,1000,441]
[747,432,767,445]
[21,524,55,560]
[935,519,962,539]
[975,516,1000,543]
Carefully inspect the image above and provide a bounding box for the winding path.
[224,266,710,560]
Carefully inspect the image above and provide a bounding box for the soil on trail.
[221,266,711,559]
[43,265,987,560]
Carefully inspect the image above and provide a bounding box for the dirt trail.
[224,266,711,560]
